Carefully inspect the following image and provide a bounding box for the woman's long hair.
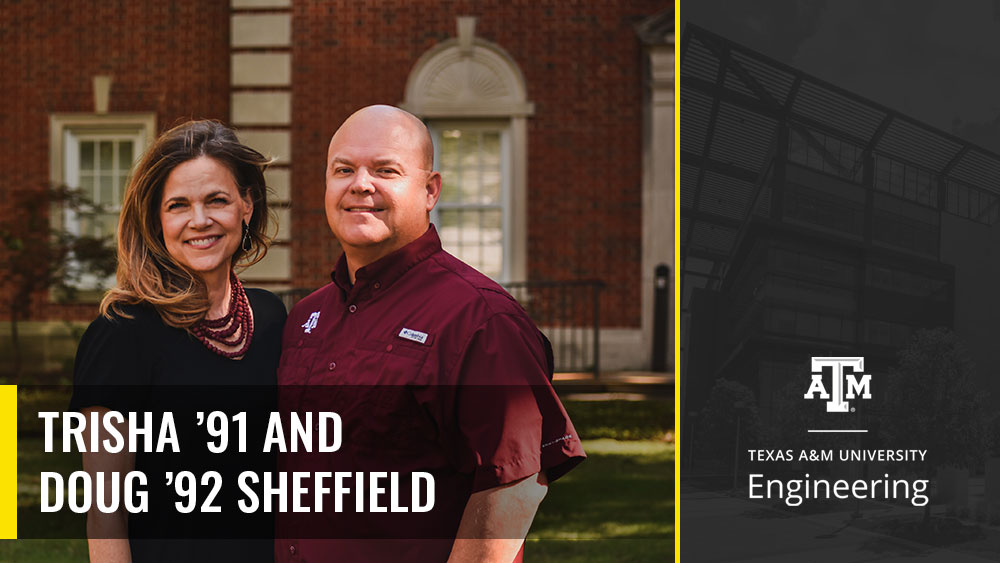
[100,120,273,328]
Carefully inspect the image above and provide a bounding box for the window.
[946,180,1000,224]
[874,154,938,207]
[866,264,949,300]
[64,132,142,241]
[783,182,864,238]
[863,319,913,347]
[50,114,155,291]
[401,17,533,281]
[764,306,856,343]
[762,275,856,313]
[871,193,940,256]
[787,128,863,182]
[430,123,510,280]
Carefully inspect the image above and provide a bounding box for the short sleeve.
[69,311,152,413]
[453,313,586,492]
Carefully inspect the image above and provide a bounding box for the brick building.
[1,0,673,374]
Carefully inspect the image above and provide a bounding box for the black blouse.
[71,288,286,563]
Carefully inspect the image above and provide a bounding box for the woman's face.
[159,156,252,285]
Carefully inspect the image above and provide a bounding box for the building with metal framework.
[680,24,1000,421]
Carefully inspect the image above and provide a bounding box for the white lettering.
[845,373,872,399]
[369,472,387,512]
[412,472,434,512]
[803,375,829,399]
[39,411,179,453]
[41,471,147,513]
[237,471,259,513]
[263,412,342,453]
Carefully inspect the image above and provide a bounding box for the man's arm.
[447,471,548,563]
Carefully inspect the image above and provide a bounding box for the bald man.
[277,106,585,563]
[324,105,439,278]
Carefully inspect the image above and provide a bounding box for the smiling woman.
[69,120,287,563]
[103,121,274,330]
[159,157,253,318]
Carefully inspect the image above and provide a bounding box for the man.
[277,105,585,562]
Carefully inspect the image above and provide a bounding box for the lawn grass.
[525,438,674,562]
[562,398,672,441]
[17,386,74,435]
[531,440,673,538]
[525,539,673,562]
[0,539,87,563]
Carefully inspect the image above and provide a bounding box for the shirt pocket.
[352,338,429,385]
[347,340,438,459]
[352,385,439,464]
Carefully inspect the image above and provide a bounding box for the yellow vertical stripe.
[673,2,681,561]
[0,385,16,539]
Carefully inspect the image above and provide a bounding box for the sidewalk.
[553,371,673,399]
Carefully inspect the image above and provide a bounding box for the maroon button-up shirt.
[275,226,585,562]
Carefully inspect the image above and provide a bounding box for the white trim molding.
[640,35,675,369]
[49,113,156,191]
[401,37,534,118]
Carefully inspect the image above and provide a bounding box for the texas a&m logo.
[301,311,320,334]
[804,357,871,413]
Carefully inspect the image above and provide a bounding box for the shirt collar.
[331,225,443,298]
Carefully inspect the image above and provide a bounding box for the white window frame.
[429,121,512,282]
[49,113,156,293]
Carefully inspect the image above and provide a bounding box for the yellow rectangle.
[673,2,680,561]
[0,385,15,539]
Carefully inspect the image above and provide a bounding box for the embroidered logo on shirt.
[397,327,429,344]
[302,311,320,334]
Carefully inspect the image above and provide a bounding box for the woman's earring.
[241,220,252,252]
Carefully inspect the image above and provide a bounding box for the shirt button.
[289,545,296,555]
[374,282,381,289]
[349,304,357,313]
[386,344,393,352]
[328,361,336,371]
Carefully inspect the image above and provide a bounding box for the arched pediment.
[402,37,534,118]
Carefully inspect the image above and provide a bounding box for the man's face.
[325,109,441,265]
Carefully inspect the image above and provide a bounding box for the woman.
[71,120,286,563]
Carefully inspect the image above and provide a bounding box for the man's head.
[325,105,441,274]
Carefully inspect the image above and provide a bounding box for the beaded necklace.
[190,271,253,359]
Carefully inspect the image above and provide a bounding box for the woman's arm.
[81,406,134,563]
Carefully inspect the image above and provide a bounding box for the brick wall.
[1,0,231,322]
[290,0,662,327]
[2,0,662,329]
